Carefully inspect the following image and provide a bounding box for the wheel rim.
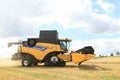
[23,60,29,66]
[51,56,58,62]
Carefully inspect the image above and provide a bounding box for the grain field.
[0,56,120,80]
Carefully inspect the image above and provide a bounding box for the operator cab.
[59,38,72,53]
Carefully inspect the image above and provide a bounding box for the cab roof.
[59,38,72,42]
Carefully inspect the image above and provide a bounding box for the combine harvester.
[8,30,95,67]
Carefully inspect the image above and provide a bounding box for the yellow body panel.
[18,42,63,60]
[57,54,71,61]
[72,53,95,64]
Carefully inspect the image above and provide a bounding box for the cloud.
[96,0,115,14]
[0,0,44,38]
[21,0,119,34]
[0,38,18,58]
[83,14,119,34]
[0,0,119,37]
[70,38,120,56]
[0,16,35,38]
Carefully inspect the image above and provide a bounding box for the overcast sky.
[0,0,120,57]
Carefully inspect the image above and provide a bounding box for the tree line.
[99,51,120,57]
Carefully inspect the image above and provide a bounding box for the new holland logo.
[27,46,47,51]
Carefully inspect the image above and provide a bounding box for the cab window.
[60,41,67,51]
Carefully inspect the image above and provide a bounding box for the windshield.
[60,41,70,52]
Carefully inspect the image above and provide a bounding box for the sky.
[0,0,120,58]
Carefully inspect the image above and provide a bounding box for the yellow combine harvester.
[8,30,95,67]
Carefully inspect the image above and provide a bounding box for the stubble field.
[0,56,120,80]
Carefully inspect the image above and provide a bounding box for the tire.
[27,39,36,47]
[22,57,32,67]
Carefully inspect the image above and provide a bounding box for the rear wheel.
[22,58,32,67]
[21,54,39,67]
